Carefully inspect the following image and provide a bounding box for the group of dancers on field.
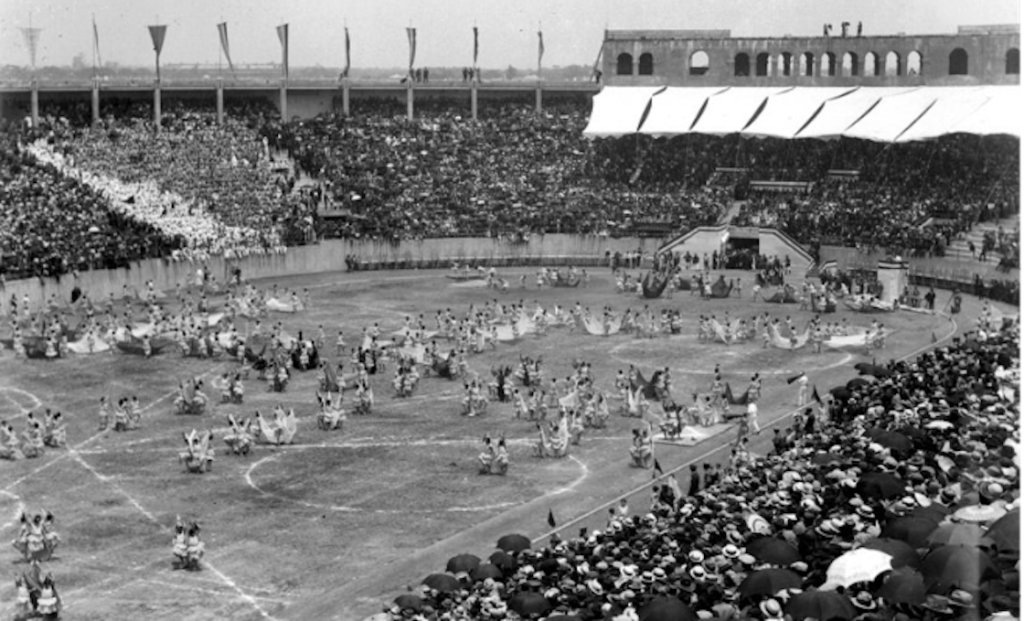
[11,510,62,617]
[1,409,65,461]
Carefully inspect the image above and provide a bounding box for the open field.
[0,267,1008,620]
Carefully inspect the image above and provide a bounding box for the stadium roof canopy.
[583,85,1021,141]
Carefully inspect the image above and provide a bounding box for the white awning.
[793,87,916,139]
[844,87,981,143]
[741,87,859,139]
[945,86,1023,138]
[689,87,793,135]
[638,87,729,137]
[582,86,666,138]
[894,88,994,142]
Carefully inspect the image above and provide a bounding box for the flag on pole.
[547,509,556,528]
[472,26,479,67]
[20,28,41,70]
[537,30,545,66]
[343,27,351,78]
[812,386,823,404]
[148,25,167,82]
[276,24,289,80]
[654,458,664,478]
[406,27,417,73]
[217,22,235,73]
[93,18,102,69]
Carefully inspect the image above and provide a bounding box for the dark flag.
[654,458,664,479]
[217,22,235,73]
[812,386,823,404]
[547,509,556,528]
[276,24,289,80]
[787,372,806,385]
[537,30,545,69]
[406,27,417,75]
[473,26,479,67]
[93,18,102,69]
[148,25,167,82]
[343,27,351,78]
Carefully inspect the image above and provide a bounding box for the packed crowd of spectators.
[389,324,1020,620]
[729,136,1019,259]
[0,121,184,278]
[0,95,1018,282]
[264,98,729,242]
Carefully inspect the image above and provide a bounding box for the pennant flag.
[547,509,556,528]
[20,28,41,69]
[537,30,545,66]
[654,459,664,476]
[93,18,102,69]
[217,22,235,73]
[812,386,823,404]
[148,25,167,55]
[276,24,289,80]
[406,27,417,72]
[343,27,351,78]
[787,372,806,385]
[472,26,479,66]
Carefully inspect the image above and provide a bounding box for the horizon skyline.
[0,0,1019,71]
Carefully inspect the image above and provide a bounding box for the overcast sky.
[0,0,1019,69]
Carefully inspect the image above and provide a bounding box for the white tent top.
[689,87,793,136]
[946,86,1023,138]
[584,86,1021,142]
[639,87,729,137]
[582,86,665,138]
[638,87,728,137]
[894,88,994,142]
[741,87,859,139]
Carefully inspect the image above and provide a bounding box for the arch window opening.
[616,52,633,76]
[689,50,709,76]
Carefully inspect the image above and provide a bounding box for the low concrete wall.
[1,235,661,315]
[819,245,1018,280]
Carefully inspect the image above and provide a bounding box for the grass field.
[0,267,1002,621]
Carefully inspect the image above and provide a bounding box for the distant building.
[601,25,1020,86]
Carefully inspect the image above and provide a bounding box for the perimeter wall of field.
[1,235,659,314]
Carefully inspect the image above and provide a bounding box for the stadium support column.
[407,80,414,121]
[91,81,100,126]
[30,80,39,127]
[470,80,478,121]
[279,81,288,121]
[154,84,162,131]
[342,79,351,116]
[216,82,224,125]
[535,83,543,114]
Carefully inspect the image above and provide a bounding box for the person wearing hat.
[760,598,785,620]
[688,464,702,497]
[851,591,878,613]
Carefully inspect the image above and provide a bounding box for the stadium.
[0,11,1020,621]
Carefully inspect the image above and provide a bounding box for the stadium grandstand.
[0,15,1019,621]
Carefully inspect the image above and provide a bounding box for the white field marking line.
[0,364,228,494]
[68,453,280,620]
[0,386,43,421]
[530,311,961,545]
[243,441,588,514]
[0,489,25,531]
[138,578,292,604]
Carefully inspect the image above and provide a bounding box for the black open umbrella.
[445,553,481,574]
[470,563,504,582]
[738,568,802,599]
[489,550,517,573]
[422,573,460,593]
[639,596,697,621]
[855,362,893,377]
[861,538,922,569]
[856,472,907,500]
[496,533,531,554]
[394,594,423,612]
[986,509,1020,552]
[746,537,802,566]
[786,589,857,621]
[882,516,940,549]
[875,567,927,605]
[509,591,551,617]
[921,545,999,592]
[865,429,914,454]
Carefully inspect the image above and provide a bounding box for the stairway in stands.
[944,213,1020,267]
